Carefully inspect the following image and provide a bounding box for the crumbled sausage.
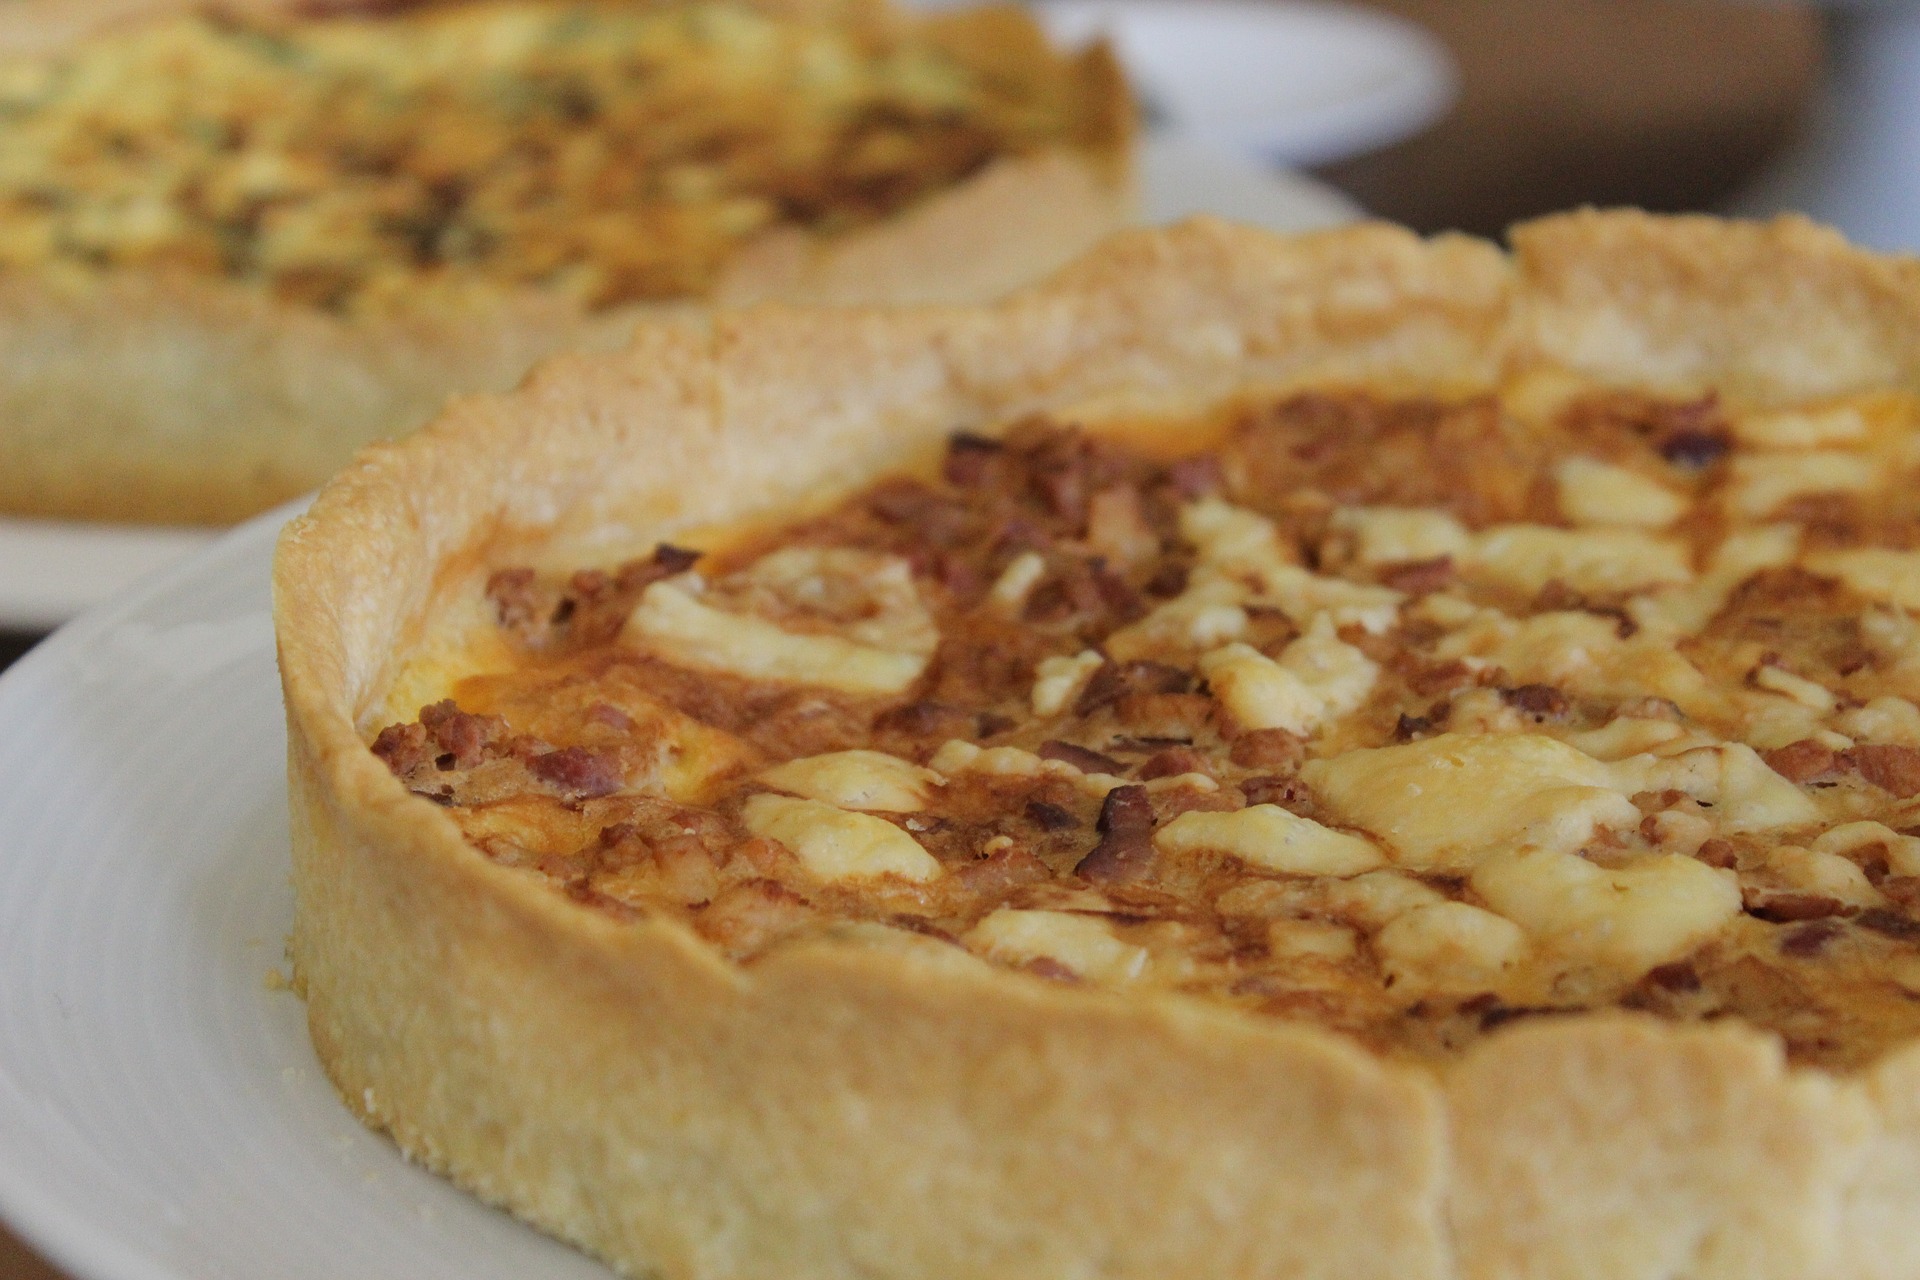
[527,746,624,798]
[1229,728,1305,773]
[1501,684,1569,721]
[1075,660,1193,715]
[1846,744,1920,799]
[1764,739,1840,783]
[1075,785,1156,883]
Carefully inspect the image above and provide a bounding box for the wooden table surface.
[0,2,1824,1275]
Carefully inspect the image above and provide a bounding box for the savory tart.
[277,212,1920,1280]
[0,0,1128,524]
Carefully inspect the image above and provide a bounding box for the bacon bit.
[1780,920,1845,957]
[873,700,974,746]
[1857,908,1920,942]
[1393,711,1438,742]
[1744,891,1848,923]
[942,432,1002,487]
[1025,800,1078,831]
[1240,774,1308,807]
[976,711,1018,739]
[1407,659,1475,697]
[1076,784,1156,884]
[586,702,635,732]
[649,544,701,576]
[419,699,508,769]
[527,746,624,798]
[485,567,544,632]
[1075,660,1193,715]
[953,845,1053,895]
[1644,960,1702,992]
[1229,728,1305,773]
[1694,838,1739,869]
[370,721,431,775]
[1763,739,1840,783]
[1164,454,1223,499]
[1879,876,1920,911]
[1138,746,1210,780]
[866,478,940,524]
[1501,684,1569,721]
[1020,957,1080,982]
[1039,740,1124,775]
[1845,744,1920,798]
[1658,428,1731,470]
[1143,560,1191,599]
[1378,555,1454,595]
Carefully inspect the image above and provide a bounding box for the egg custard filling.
[371,381,1920,1070]
[0,0,1119,310]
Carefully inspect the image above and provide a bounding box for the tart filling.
[371,382,1920,1071]
[0,0,1120,311]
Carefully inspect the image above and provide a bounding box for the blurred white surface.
[1040,0,1456,166]
[1731,5,1920,252]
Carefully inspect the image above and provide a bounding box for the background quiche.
[278,211,1920,1280]
[0,0,1128,524]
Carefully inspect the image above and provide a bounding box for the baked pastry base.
[277,211,1920,1279]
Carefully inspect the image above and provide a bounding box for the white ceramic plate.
[0,509,619,1280]
[1039,0,1457,167]
[0,149,1355,636]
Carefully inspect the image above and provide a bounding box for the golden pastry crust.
[0,0,1130,524]
[277,212,1920,1280]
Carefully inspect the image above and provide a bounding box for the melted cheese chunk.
[1464,524,1692,597]
[1030,650,1104,717]
[1437,609,1715,711]
[1554,457,1686,528]
[1735,404,1870,449]
[624,549,936,695]
[1622,742,1821,832]
[757,750,938,813]
[1804,549,1920,612]
[1374,902,1528,993]
[1728,451,1877,519]
[1630,523,1801,637]
[1155,805,1386,876]
[1331,506,1472,566]
[1302,733,1639,871]
[1471,849,1741,974]
[1199,615,1378,737]
[964,909,1148,983]
[741,794,941,882]
[987,551,1048,611]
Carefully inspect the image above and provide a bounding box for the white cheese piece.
[1464,524,1693,597]
[742,794,941,882]
[1804,548,1920,612]
[1030,650,1104,717]
[1629,524,1802,638]
[1814,821,1920,877]
[1302,732,1638,871]
[1751,663,1838,712]
[1735,404,1869,449]
[1621,742,1821,832]
[1181,497,1292,571]
[1836,697,1920,747]
[1330,506,1472,566]
[987,551,1048,612]
[1471,849,1740,974]
[1436,609,1715,713]
[965,909,1148,984]
[757,750,939,813]
[1280,613,1380,719]
[1104,576,1248,662]
[1727,451,1877,519]
[1554,457,1687,528]
[1266,920,1359,960]
[736,547,937,654]
[1200,643,1320,735]
[1763,844,1878,905]
[929,740,1045,778]
[1316,870,1448,928]
[1256,565,1403,635]
[1566,716,1688,761]
[1374,902,1528,993]
[1155,805,1386,876]
[626,581,931,694]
